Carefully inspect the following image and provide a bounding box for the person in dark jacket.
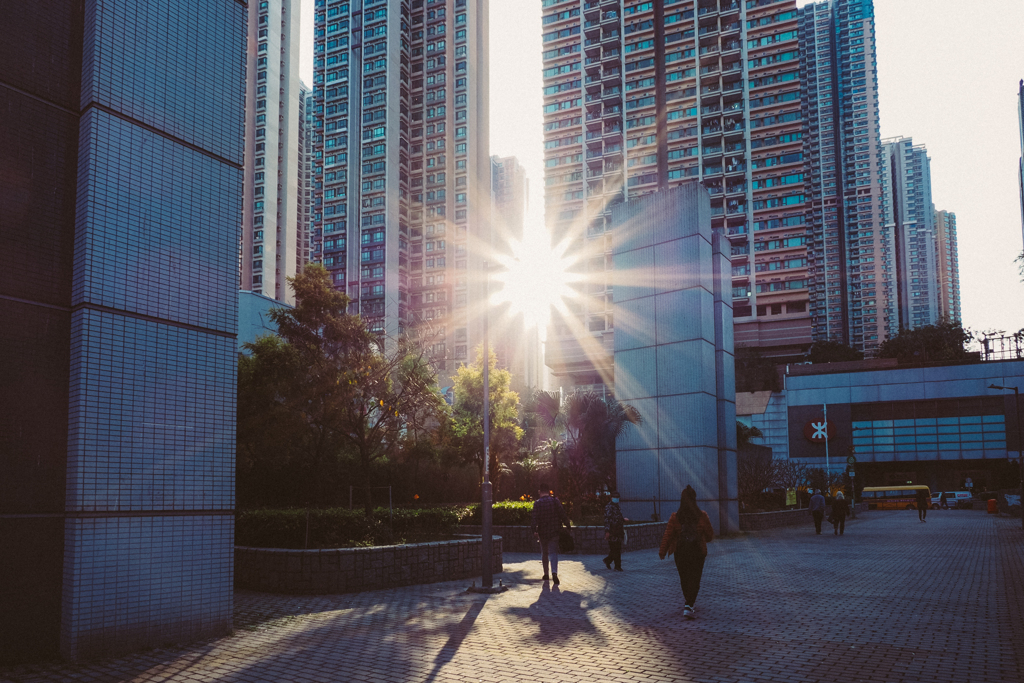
[916,488,928,521]
[809,489,826,534]
[603,491,627,571]
[531,484,570,585]
[831,492,849,535]
[658,485,715,619]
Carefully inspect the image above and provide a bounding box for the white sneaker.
[683,604,694,619]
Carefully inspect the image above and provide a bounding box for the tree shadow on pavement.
[504,582,606,646]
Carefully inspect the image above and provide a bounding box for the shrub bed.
[236,506,471,549]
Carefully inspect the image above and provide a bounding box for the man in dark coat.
[809,489,826,535]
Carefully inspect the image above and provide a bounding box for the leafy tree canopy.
[734,346,781,393]
[238,264,448,514]
[876,319,974,364]
[450,346,523,496]
[807,340,864,364]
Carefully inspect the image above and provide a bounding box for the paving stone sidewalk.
[3,512,1022,683]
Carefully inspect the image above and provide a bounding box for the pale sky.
[301,0,1024,337]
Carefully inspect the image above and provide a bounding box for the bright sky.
[301,0,1024,337]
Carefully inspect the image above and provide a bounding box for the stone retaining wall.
[459,522,667,554]
[739,504,869,531]
[235,535,503,595]
[739,509,811,531]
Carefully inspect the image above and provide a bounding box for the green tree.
[807,340,864,364]
[554,390,643,515]
[876,319,974,364]
[239,265,447,515]
[736,421,763,448]
[734,346,782,392]
[450,347,524,499]
[736,446,776,509]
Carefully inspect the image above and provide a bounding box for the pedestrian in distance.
[658,485,714,620]
[831,492,849,536]
[940,491,950,510]
[916,488,928,522]
[603,491,627,571]
[809,489,826,535]
[531,483,570,586]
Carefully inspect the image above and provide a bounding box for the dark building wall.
[788,403,853,463]
[0,0,84,664]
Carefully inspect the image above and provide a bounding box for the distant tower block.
[611,183,738,534]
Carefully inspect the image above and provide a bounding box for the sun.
[490,228,580,333]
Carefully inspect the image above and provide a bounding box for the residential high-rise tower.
[934,209,961,323]
[240,0,305,304]
[1018,79,1023,247]
[798,0,892,352]
[541,0,811,393]
[310,0,490,380]
[883,136,939,330]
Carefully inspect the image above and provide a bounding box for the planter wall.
[459,522,667,554]
[739,504,868,531]
[739,508,814,531]
[235,535,502,595]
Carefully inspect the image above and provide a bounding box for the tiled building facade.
[799,0,893,352]
[542,0,812,393]
[611,185,739,533]
[934,209,961,323]
[883,136,940,330]
[240,0,305,304]
[309,0,490,379]
[0,0,241,663]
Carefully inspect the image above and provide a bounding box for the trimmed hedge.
[460,501,534,526]
[236,506,470,549]
[236,502,653,549]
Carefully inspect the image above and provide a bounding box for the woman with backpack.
[659,485,715,619]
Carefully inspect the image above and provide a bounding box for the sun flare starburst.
[489,230,581,333]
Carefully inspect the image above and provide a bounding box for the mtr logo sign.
[803,420,836,443]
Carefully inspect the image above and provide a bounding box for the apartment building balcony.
[697,3,719,18]
[720,1,741,14]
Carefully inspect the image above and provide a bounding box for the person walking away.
[940,491,949,510]
[916,488,928,522]
[831,492,849,535]
[531,484,570,585]
[809,489,826,535]
[603,491,627,571]
[659,485,714,619]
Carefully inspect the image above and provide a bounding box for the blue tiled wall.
[61,515,233,658]
[613,184,738,531]
[61,0,244,660]
[66,309,236,512]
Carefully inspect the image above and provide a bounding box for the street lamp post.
[470,261,505,594]
[988,383,1024,530]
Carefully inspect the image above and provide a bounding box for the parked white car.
[930,491,973,509]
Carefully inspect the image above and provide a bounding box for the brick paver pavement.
[3,512,1023,683]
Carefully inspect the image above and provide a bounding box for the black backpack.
[677,517,701,554]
